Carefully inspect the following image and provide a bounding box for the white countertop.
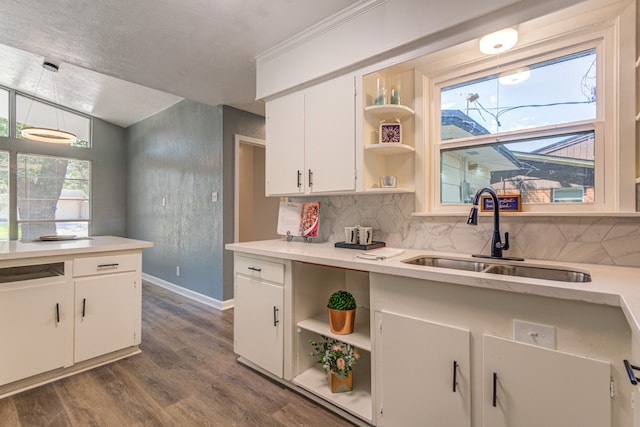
[0,235,153,261]
[227,239,640,337]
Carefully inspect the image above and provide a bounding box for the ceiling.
[0,0,359,127]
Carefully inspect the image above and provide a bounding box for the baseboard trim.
[142,273,234,311]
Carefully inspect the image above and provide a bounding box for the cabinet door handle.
[492,372,498,407]
[308,169,313,187]
[97,263,119,271]
[55,303,60,323]
[452,360,458,392]
[82,298,86,318]
[297,170,302,189]
[247,266,262,272]
[273,306,279,327]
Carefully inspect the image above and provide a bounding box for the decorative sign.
[480,195,522,212]
[379,122,402,143]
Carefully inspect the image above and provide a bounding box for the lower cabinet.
[74,272,137,363]
[376,311,471,427]
[483,335,611,427]
[234,255,284,377]
[0,277,73,386]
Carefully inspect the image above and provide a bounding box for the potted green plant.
[327,290,357,335]
[308,335,360,393]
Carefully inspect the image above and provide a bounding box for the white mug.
[358,227,373,245]
[345,226,359,244]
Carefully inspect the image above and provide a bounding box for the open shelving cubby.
[362,67,416,193]
[291,262,372,424]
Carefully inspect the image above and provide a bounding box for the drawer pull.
[97,263,119,271]
[452,360,458,392]
[492,372,498,407]
[247,266,262,272]
[82,298,86,318]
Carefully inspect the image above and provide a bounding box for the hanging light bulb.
[20,61,78,144]
[479,28,518,55]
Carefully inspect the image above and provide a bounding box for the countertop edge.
[227,240,640,339]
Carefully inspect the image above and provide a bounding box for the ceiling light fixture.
[479,28,518,55]
[20,61,77,144]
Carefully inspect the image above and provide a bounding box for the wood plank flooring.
[0,282,356,426]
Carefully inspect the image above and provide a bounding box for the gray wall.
[126,101,264,301]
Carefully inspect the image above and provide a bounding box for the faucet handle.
[500,232,510,251]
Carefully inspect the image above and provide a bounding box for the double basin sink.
[402,255,591,283]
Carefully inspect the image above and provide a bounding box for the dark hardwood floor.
[0,282,356,426]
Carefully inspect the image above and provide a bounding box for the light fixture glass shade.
[499,67,531,85]
[479,28,518,55]
[20,127,77,144]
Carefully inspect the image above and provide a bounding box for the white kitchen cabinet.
[483,335,611,427]
[234,255,284,377]
[375,310,471,427]
[265,91,305,195]
[0,275,73,386]
[265,74,356,196]
[74,272,137,363]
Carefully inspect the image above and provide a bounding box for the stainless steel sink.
[402,256,488,272]
[483,264,591,283]
[401,255,591,283]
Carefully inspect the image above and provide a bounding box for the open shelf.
[364,187,413,194]
[365,104,414,120]
[297,308,371,351]
[365,143,415,155]
[293,363,372,423]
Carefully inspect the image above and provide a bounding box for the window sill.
[412,211,640,218]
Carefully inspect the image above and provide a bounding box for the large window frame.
[0,85,93,240]
[422,16,634,214]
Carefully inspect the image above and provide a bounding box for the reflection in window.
[440,49,596,140]
[0,88,8,137]
[441,132,595,204]
[17,154,91,239]
[15,95,91,147]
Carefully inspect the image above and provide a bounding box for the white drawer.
[73,253,139,277]
[235,255,284,284]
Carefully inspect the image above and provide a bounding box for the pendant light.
[20,61,77,144]
[479,28,518,55]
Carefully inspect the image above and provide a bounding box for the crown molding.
[255,0,389,63]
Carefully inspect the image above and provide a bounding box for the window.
[0,151,8,240]
[17,154,91,240]
[15,95,91,147]
[0,88,8,137]
[428,27,620,213]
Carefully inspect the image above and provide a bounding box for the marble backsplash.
[303,193,640,268]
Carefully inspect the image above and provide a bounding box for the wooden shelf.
[297,308,371,351]
[364,104,414,120]
[364,143,415,155]
[293,364,372,423]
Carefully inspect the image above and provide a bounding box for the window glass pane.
[17,154,90,239]
[440,49,596,140]
[0,151,9,240]
[0,88,8,137]
[15,95,91,147]
[440,131,595,204]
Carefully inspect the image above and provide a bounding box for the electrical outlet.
[211,191,218,202]
[162,197,166,207]
[513,319,556,349]
[176,266,180,276]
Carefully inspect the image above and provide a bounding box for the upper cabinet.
[265,74,356,196]
[362,68,416,193]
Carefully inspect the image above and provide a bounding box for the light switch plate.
[513,319,556,349]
